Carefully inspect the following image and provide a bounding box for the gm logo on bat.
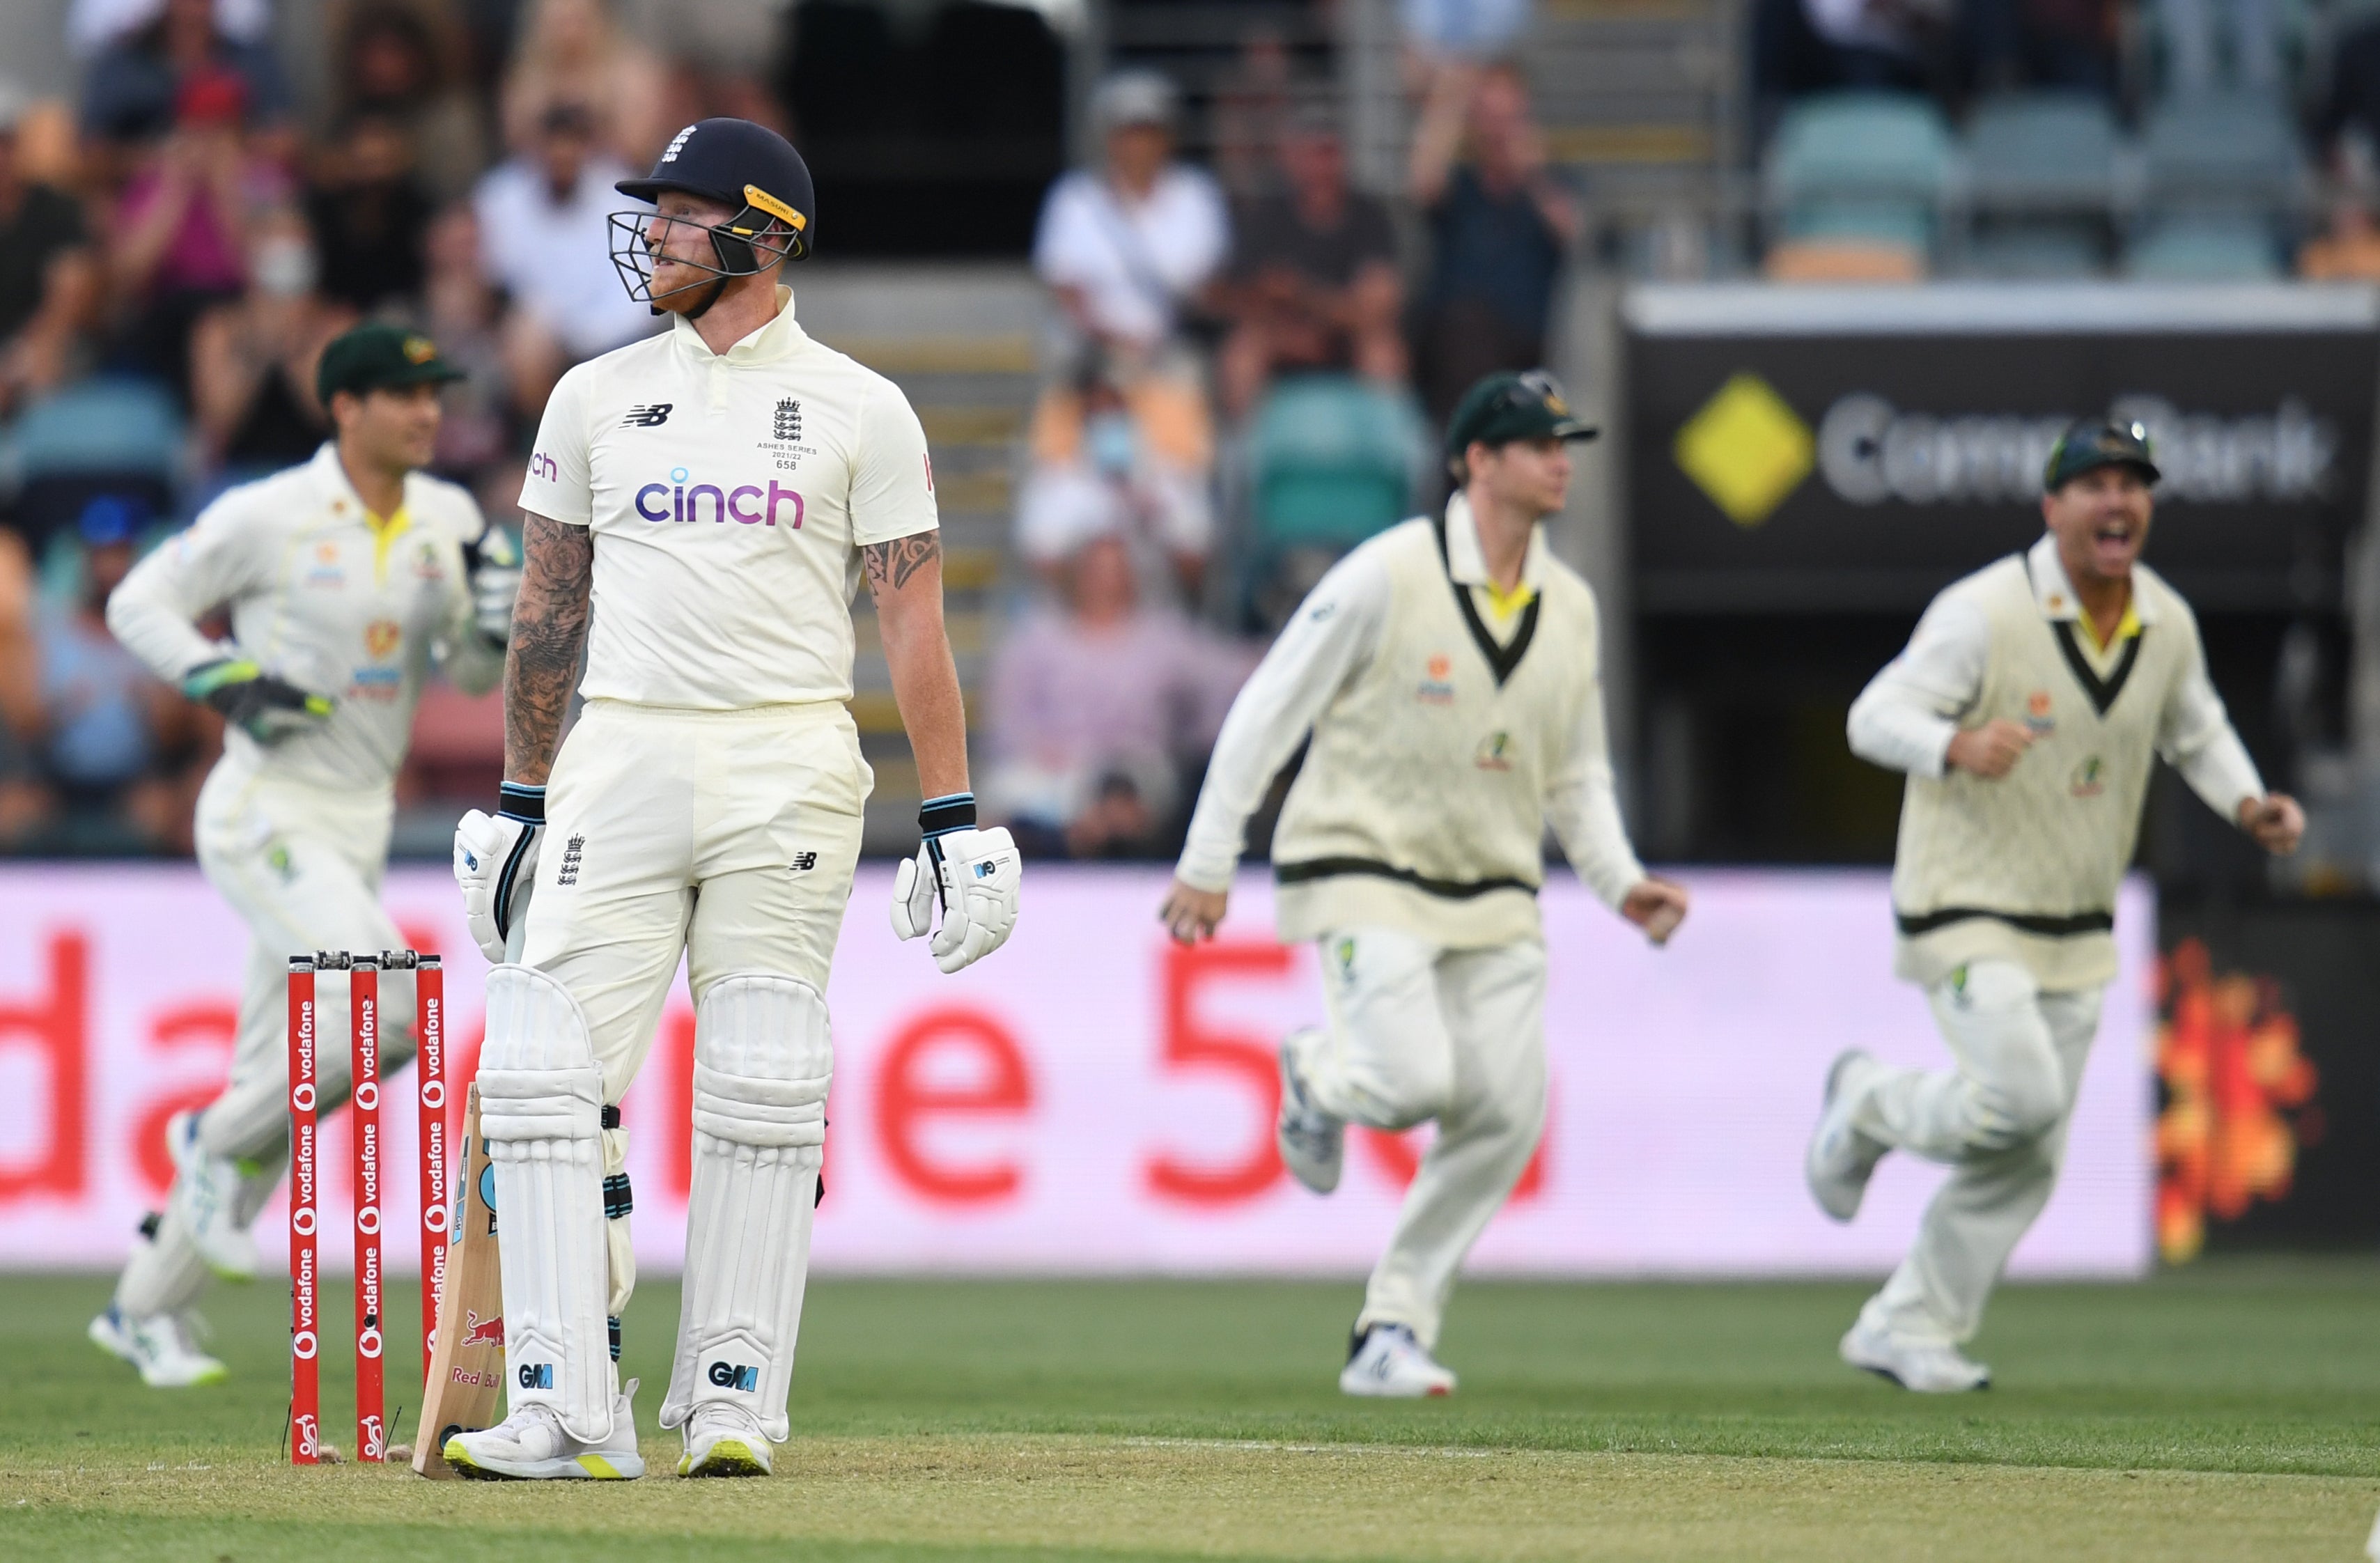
[635,467,804,527]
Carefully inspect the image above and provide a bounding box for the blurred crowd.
[989,34,1582,857]
[1753,0,2380,281]
[0,0,1591,862]
[0,0,797,853]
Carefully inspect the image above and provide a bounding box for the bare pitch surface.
[5,1266,2377,1560]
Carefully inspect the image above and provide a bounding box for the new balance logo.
[621,403,674,428]
[706,1361,759,1392]
[518,1362,553,1389]
[789,851,818,872]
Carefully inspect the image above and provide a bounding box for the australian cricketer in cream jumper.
[1808,419,2302,1394]
[1163,371,1688,1399]
[445,119,1020,1483]
[90,325,515,1387]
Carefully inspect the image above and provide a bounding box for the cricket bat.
[411,1084,504,1478]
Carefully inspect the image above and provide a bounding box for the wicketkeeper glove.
[462,524,522,646]
[453,782,545,963]
[892,793,1022,974]
[181,658,333,743]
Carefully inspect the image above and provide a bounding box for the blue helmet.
[609,118,814,317]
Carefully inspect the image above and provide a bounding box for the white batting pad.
[478,963,613,1441]
[660,973,832,1442]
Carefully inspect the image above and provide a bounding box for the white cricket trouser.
[522,699,869,1093]
[517,697,866,1330]
[1299,926,1547,1351]
[1851,958,2102,1343]
[116,757,414,1316]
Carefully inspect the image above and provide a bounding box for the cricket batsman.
[91,324,517,1385]
[1160,371,1688,1397]
[1809,419,2303,1392]
[444,119,1020,1481]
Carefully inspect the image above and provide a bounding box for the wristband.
[498,781,546,825]
[918,792,975,839]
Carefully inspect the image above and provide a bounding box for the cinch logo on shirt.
[632,467,805,527]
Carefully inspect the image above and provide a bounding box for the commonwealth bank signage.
[1624,283,2380,612]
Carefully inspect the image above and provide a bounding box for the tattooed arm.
[864,529,970,798]
[502,511,594,786]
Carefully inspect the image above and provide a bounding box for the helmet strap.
[680,273,733,320]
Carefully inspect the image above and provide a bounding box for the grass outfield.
[3,1263,2376,1560]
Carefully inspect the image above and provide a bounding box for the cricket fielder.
[444,119,1020,1481]
[1160,371,1688,1397]
[91,323,517,1385]
[1809,419,2303,1391]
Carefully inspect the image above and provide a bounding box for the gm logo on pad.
[707,1361,759,1392]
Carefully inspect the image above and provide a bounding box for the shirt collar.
[671,284,808,366]
[309,442,394,520]
[1442,491,1548,593]
[2026,531,2159,626]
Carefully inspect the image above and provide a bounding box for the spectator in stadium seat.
[108,68,293,396]
[331,1,488,207]
[1017,352,1215,601]
[0,88,100,419]
[1211,27,1298,203]
[306,112,435,312]
[418,204,515,480]
[1407,63,1578,425]
[499,0,670,166]
[987,533,1254,859]
[25,496,210,851]
[79,0,291,149]
[1033,70,1231,360]
[472,100,654,417]
[0,524,49,846]
[1219,104,1406,422]
[187,206,351,483]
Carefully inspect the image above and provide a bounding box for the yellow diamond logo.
[1673,373,1814,527]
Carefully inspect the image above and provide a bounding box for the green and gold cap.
[316,323,464,403]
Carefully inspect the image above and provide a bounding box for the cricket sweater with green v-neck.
[1176,493,1646,948]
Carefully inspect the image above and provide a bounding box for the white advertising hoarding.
[0,864,2153,1277]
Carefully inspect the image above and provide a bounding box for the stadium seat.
[0,378,184,554]
[1764,93,1956,269]
[1959,91,2121,277]
[1249,376,1424,553]
[2138,91,2307,215]
[2124,215,2285,279]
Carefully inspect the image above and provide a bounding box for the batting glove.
[182,658,333,743]
[462,524,522,646]
[892,793,1022,974]
[453,782,545,963]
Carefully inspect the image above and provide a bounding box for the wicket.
[286,951,449,1465]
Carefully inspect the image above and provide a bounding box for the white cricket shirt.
[107,443,501,791]
[519,286,938,710]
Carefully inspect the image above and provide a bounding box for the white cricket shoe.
[1806,1050,1890,1222]
[678,1403,772,1478]
[88,1304,228,1387]
[1840,1319,1991,1393]
[1276,1029,1343,1195]
[446,1378,646,1479]
[165,1111,260,1282]
[1339,1323,1456,1398]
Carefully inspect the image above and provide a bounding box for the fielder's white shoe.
[445,1378,646,1479]
[88,1304,228,1387]
[1339,1323,1456,1398]
[1840,1319,1991,1393]
[678,1403,772,1478]
[165,1111,260,1282]
[1806,1050,1890,1222]
[1276,1029,1344,1195]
